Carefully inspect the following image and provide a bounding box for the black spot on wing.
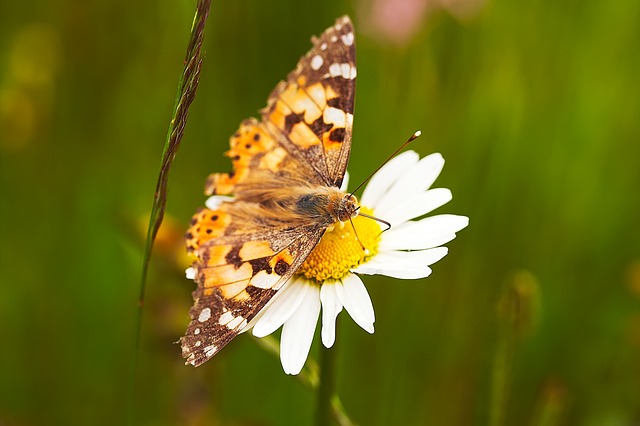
[225,246,243,268]
[274,259,290,276]
[284,112,304,133]
[309,117,333,136]
[329,127,346,142]
[327,96,354,114]
[249,257,273,275]
[246,285,277,299]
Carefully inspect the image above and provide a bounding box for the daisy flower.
[246,150,469,375]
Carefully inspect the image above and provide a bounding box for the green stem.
[316,343,337,426]
[253,335,355,425]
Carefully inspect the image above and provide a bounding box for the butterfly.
[181,16,357,367]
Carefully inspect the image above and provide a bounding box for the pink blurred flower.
[359,0,486,44]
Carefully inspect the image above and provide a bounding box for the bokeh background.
[1,0,639,425]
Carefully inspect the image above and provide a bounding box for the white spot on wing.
[331,35,338,42]
[204,344,217,357]
[227,315,248,330]
[324,107,347,127]
[218,311,234,325]
[329,63,342,78]
[346,113,354,127]
[198,308,211,322]
[195,341,201,347]
[185,267,196,280]
[205,195,234,210]
[311,54,323,71]
[320,42,327,50]
[340,63,351,79]
[251,270,280,289]
[194,328,200,335]
[341,32,354,46]
[329,63,356,80]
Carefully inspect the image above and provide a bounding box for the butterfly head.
[336,193,359,222]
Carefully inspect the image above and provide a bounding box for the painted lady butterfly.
[182,16,357,366]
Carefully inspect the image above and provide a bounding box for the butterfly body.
[182,16,356,367]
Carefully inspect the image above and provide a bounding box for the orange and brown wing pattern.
[206,16,356,196]
[182,203,324,367]
[262,15,356,187]
[182,16,358,367]
[203,118,320,197]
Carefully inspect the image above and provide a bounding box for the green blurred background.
[1,0,639,424]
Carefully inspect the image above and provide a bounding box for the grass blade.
[128,1,212,423]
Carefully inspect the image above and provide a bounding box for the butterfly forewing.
[262,15,355,187]
[181,16,357,367]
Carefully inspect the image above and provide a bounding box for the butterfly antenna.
[348,130,420,235]
[349,205,392,255]
[348,215,371,254]
[358,212,391,232]
[349,130,421,197]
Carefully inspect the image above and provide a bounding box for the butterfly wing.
[181,16,357,366]
[205,16,356,196]
[262,15,356,187]
[182,204,324,367]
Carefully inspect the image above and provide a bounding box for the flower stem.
[253,335,356,425]
[490,272,539,426]
[316,343,337,426]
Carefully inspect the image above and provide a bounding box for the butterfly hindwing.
[203,118,320,197]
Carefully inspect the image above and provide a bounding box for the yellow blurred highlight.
[625,259,640,298]
[0,88,36,149]
[9,24,62,87]
[0,23,62,150]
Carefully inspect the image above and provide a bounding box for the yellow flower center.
[296,207,380,282]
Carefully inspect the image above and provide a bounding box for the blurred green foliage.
[1,0,639,425]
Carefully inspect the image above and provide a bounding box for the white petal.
[375,153,445,210]
[380,215,470,251]
[353,248,449,279]
[252,277,308,338]
[320,283,343,348]
[360,151,419,208]
[354,262,432,279]
[383,247,449,267]
[416,153,445,190]
[340,171,350,192]
[335,274,375,334]
[378,188,453,226]
[205,195,234,210]
[280,284,321,375]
